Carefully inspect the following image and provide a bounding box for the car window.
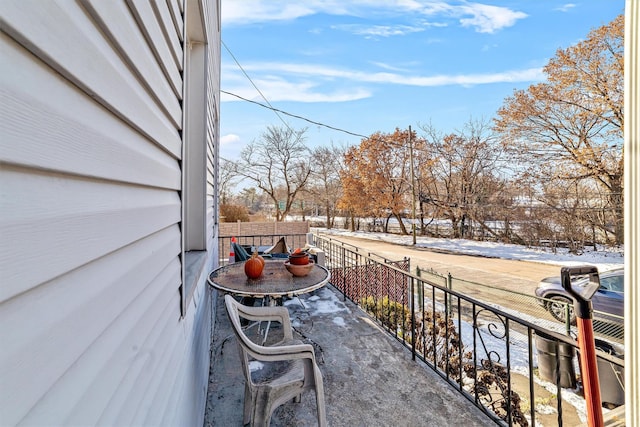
[600,275,624,293]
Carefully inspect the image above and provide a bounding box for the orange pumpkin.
[254,252,265,268]
[244,253,264,279]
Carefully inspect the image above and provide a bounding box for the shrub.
[360,296,410,332]
[220,204,249,222]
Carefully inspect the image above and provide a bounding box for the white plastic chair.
[224,294,327,426]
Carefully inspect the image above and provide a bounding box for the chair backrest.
[233,242,251,262]
[225,295,253,383]
[224,295,296,383]
[264,236,290,255]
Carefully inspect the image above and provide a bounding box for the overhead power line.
[221,90,370,140]
[221,90,621,158]
[221,41,411,143]
[222,40,292,132]
[222,40,620,157]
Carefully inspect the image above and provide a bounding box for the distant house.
[0,1,221,425]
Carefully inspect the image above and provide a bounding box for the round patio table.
[208,259,330,299]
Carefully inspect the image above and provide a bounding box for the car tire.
[546,296,576,325]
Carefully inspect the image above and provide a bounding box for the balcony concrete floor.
[204,284,491,427]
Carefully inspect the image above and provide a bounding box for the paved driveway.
[316,232,570,324]
[317,232,562,295]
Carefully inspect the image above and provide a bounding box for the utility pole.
[409,125,417,245]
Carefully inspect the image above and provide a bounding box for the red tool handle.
[576,317,603,427]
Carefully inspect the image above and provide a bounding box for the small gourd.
[244,253,264,279]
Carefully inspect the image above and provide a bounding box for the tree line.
[221,14,624,250]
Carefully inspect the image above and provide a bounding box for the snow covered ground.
[312,227,624,271]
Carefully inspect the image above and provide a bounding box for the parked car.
[535,267,624,325]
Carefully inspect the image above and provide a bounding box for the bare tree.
[420,118,505,239]
[307,144,345,228]
[219,158,239,205]
[233,126,311,221]
[494,14,624,244]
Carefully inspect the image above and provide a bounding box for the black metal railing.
[416,266,625,344]
[312,234,625,426]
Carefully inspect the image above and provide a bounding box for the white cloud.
[224,76,372,103]
[221,62,544,104]
[222,1,528,34]
[332,24,425,37]
[457,3,528,34]
[419,21,449,29]
[222,1,356,25]
[554,4,577,13]
[220,134,241,145]
[221,2,314,25]
[225,61,545,90]
[481,43,498,52]
[369,61,412,72]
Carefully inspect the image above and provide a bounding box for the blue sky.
[219,1,624,160]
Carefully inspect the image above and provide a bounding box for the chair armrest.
[237,304,290,323]
[249,342,318,364]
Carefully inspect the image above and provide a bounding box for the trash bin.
[588,339,625,407]
[535,332,577,388]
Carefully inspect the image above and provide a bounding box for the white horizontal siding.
[0,0,182,157]
[81,0,183,128]
[127,0,183,99]
[131,322,186,426]
[96,269,182,426]
[0,227,181,426]
[70,259,181,426]
[152,0,183,72]
[0,34,180,189]
[0,0,219,426]
[206,0,221,247]
[167,0,184,42]
[0,167,181,301]
[166,3,219,426]
[170,279,212,426]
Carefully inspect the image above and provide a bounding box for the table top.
[208,259,330,298]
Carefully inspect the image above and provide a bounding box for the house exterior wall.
[0,0,220,425]
[624,2,639,425]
